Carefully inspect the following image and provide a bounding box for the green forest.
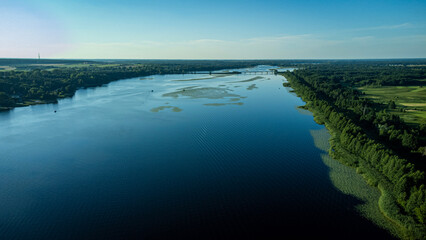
[282,63,425,239]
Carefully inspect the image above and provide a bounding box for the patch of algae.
[311,128,403,239]
[247,84,258,90]
[150,106,182,112]
[230,76,264,83]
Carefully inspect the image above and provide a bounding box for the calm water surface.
[0,66,394,239]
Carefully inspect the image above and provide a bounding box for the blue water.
[0,66,394,239]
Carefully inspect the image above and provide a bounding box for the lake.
[0,66,394,239]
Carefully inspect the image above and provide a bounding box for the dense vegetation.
[289,64,426,157]
[282,63,425,239]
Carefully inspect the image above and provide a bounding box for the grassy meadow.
[358,86,426,126]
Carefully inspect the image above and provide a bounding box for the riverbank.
[310,128,403,238]
[282,72,425,240]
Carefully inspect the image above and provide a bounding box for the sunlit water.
[0,66,394,239]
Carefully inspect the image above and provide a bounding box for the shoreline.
[282,72,425,240]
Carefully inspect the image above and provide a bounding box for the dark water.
[0,66,394,239]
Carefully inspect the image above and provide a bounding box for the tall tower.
[38,53,40,60]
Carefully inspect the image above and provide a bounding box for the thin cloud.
[351,36,375,41]
[246,34,312,43]
[350,23,413,32]
[188,39,228,44]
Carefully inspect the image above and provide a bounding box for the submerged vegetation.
[150,106,182,112]
[311,128,403,238]
[282,62,426,239]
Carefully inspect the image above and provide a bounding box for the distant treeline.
[282,65,425,239]
[303,64,426,86]
[0,58,95,65]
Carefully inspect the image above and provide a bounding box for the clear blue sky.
[1,0,425,59]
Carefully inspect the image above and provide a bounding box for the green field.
[358,86,426,125]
